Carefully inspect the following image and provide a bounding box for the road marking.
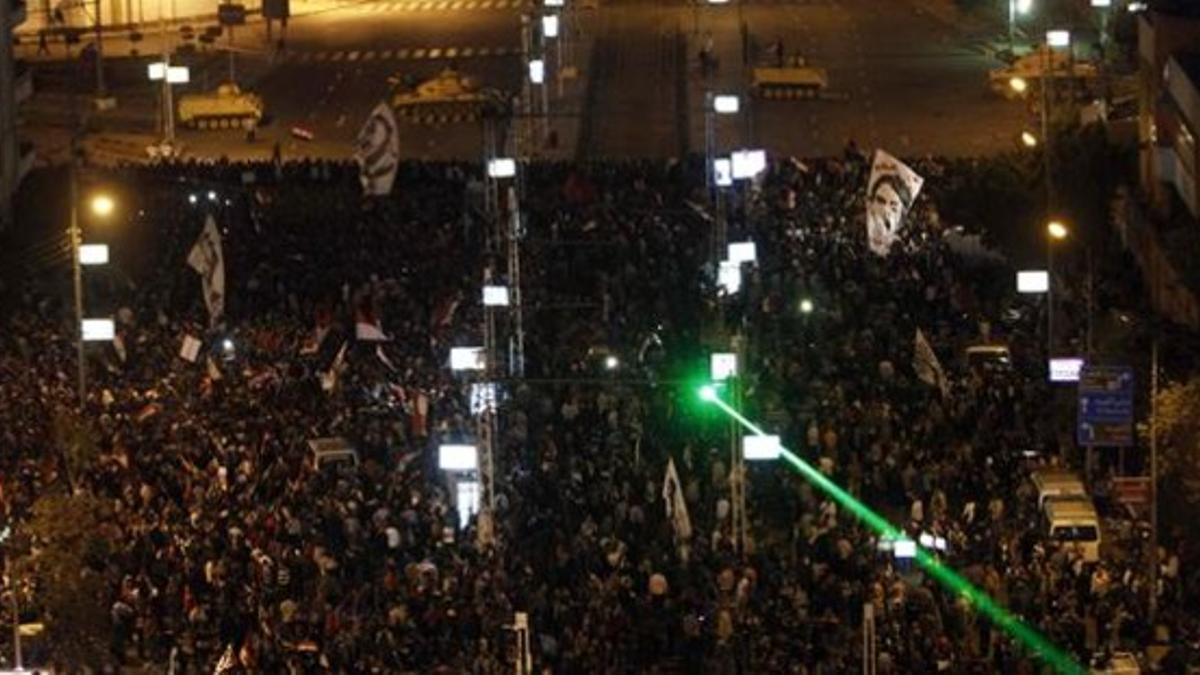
[330,51,345,61]
[362,50,377,61]
[347,50,360,61]
[413,48,428,58]
[478,46,492,56]
[429,47,442,58]
[450,0,465,8]
[460,46,475,57]
[445,47,459,57]
[397,47,411,58]
[314,51,329,61]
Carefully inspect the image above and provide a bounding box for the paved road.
[24,0,1026,162]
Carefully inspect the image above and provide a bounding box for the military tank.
[178,83,264,130]
[390,68,505,125]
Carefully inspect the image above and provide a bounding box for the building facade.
[1,0,35,231]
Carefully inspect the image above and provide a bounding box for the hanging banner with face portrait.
[355,102,400,197]
[865,149,924,256]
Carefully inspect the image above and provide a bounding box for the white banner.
[355,102,400,196]
[662,457,693,541]
[187,215,225,324]
[913,328,949,397]
[866,149,924,256]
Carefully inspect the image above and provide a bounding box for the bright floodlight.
[1049,357,1085,383]
[222,338,235,353]
[167,66,190,84]
[148,62,166,80]
[711,352,737,381]
[487,157,517,178]
[1017,270,1049,293]
[542,14,559,38]
[455,480,480,529]
[713,158,733,187]
[698,384,718,402]
[799,298,814,314]
[1090,0,1110,7]
[707,0,729,5]
[78,243,110,265]
[1021,131,1038,147]
[450,347,486,371]
[743,434,782,461]
[90,194,115,217]
[1047,220,1069,240]
[713,95,740,114]
[482,285,510,307]
[438,444,478,471]
[470,382,498,414]
[604,355,619,370]
[1009,76,1028,94]
[82,318,115,341]
[1016,0,1032,13]
[207,190,218,202]
[1046,30,1070,48]
[543,0,563,6]
[727,241,757,265]
[528,59,545,84]
[717,260,742,295]
[730,149,767,180]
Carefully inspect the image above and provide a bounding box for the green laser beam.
[701,389,1084,675]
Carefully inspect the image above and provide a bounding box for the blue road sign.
[1077,366,1134,447]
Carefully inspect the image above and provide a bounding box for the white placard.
[528,59,545,84]
[542,14,559,38]
[731,149,767,180]
[727,241,757,265]
[482,285,510,307]
[1017,270,1049,293]
[1046,30,1070,48]
[450,347,485,371]
[1049,357,1085,382]
[743,435,782,461]
[78,243,109,265]
[487,157,517,178]
[717,260,741,294]
[439,444,478,471]
[713,158,733,187]
[711,352,737,381]
[82,318,115,341]
[713,95,739,114]
[179,335,202,363]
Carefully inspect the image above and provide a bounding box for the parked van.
[1044,497,1101,563]
[1031,469,1088,509]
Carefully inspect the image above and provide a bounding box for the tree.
[49,406,99,493]
[14,492,114,669]
[1145,376,1200,506]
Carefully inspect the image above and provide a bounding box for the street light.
[1008,0,1033,52]
[1009,76,1028,94]
[712,94,740,114]
[90,194,115,217]
[72,192,116,408]
[1021,131,1038,147]
[799,298,814,314]
[1045,219,1068,355]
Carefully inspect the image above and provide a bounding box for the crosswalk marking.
[280,45,518,64]
[358,0,528,11]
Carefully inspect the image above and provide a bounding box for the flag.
[179,335,202,363]
[662,457,693,541]
[865,149,924,256]
[212,644,237,675]
[187,215,226,324]
[355,102,400,196]
[300,307,333,355]
[321,341,349,392]
[913,329,949,397]
[355,306,389,341]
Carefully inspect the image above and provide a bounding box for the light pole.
[1045,219,1067,356]
[72,190,115,408]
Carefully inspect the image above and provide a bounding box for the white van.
[1044,497,1101,563]
[1031,469,1088,509]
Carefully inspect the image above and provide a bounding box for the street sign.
[1111,477,1151,506]
[1077,365,1134,446]
[218,3,247,25]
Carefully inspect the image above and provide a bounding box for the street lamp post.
[1045,220,1067,356]
[70,174,85,408]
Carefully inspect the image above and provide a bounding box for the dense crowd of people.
[0,150,1197,674]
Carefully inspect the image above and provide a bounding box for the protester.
[0,151,1194,674]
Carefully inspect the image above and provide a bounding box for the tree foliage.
[15,492,113,669]
[1145,376,1200,506]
